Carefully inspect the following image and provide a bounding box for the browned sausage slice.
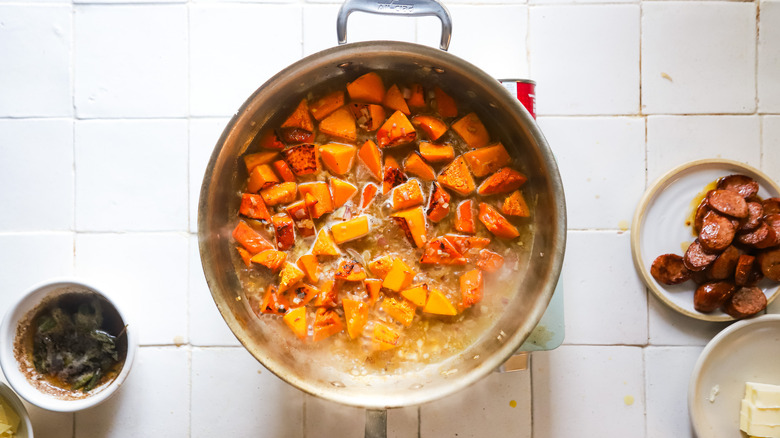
[763,198,780,217]
[708,190,749,218]
[765,214,780,239]
[693,196,710,234]
[758,247,780,281]
[717,174,759,199]
[739,202,764,232]
[651,254,692,285]
[699,210,736,252]
[723,286,767,319]
[734,254,763,286]
[694,281,736,313]
[684,239,719,272]
[737,221,778,249]
[707,245,740,280]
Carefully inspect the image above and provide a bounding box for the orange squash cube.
[335,259,368,281]
[502,190,531,217]
[243,151,279,173]
[247,164,280,193]
[313,308,344,341]
[281,144,319,176]
[312,228,340,256]
[364,279,382,306]
[444,234,491,256]
[426,182,451,223]
[310,90,345,121]
[368,255,394,279]
[260,182,298,206]
[347,72,386,104]
[384,84,411,115]
[329,177,358,209]
[382,297,416,327]
[412,115,448,142]
[478,202,520,239]
[437,156,475,196]
[232,220,274,254]
[239,193,271,221]
[372,321,402,350]
[259,285,290,315]
[319,107,357,142]
[283,306,307,340]
[349,103,385,132]
[272,159,297,183]
[284,200,315,238]
[281,99,314,132]
[331,215,370,244]
[376,110,417,148]
[477,249,505,273]
[382,258,416,292]
[405,83,425,109]
[390,206,427,248]
[382,156,408,195]
[401,284,428,307]
[455,200,475,234]
[419,236,466,265]
[250,249,287,272]
[276,126,314,144]
[403,152,436,181]
[278,262,305,293]
[314,280,338,308]
[285,283,320,308]
[255,130,285,151]
[460,269,483,308]
[296,254,320,283]
[392,179,424,210]
[271,212,296,250]
[477,167,528,196]
[434,86,458,118]
[319,143,357,175]
[342,298,369,339]
[419,141,455,163]
[298,182,333,218]
[358,139,383,181]
[463,143,511,178]
[360,183,379,210]
[236,246,253,267]
[452,112,490,149]
[423,288,458,316]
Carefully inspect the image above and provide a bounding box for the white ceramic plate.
[631,159,780,321]
[689,314,780,437]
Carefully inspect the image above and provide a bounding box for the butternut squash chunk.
[383,156,408,195]
[460,269,483,308]
[335,259,368,281]
[283,306,307,339]
[376,111,417,148]
[478,202,520,239]
[277,127,314,145]
[437,156,475,196]
[312,228,340,256]
[284,200,315,238]
[239,193,271,221]
[260,285,290,315]
[412,115,448,142]
[347,72,385,104]
[349,103,385,132]
[384,84,411,115]
[272,212,296,251]
[419,236,466,265]
[232,220,274,254]
[297,254,320,283]
[434,86,458,118]
[313,308,344,341]
[298,181,334,218]
[455,200,475,234]
[342,298,369,339]
[285,283,320,308]
[477,167,528,196]
[236,246,253,267]
[256,130,285,151]
[272,159,297,183]
[423,288,458,316]
[358,139,383,181]
[330,177,358,209]
[401,284,428,307]
[314,280,338,308]
[372,321,402,350]
[382,297,416,327]
[463,143,511,178]
[477,249,504,273]
[390,206,427,248]
[382,258,416,292]
[368,255,394,279]
[452,112,490,149]
[281,99,314,132]
[392,179,424,210]
[260,182,298,206]
[444,234,491,257]
[364,279,382,306]
[310,90,345,121]
[278,262,306,293]
[247,164,280,193]
[281,144,319,175]
[426,182,451,223]
[331,215,370,244]
[244,151,279,173]
[319,143,357,175]
[502,190,531,217]
[419,141,455,163]
[403,152,436,181]
[251,249,287,272]
[360,183,379,210]
[405,83,425,109]
[319,107,357,142]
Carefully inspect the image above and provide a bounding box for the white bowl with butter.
[0,381,33,438]
[689,314,780,438]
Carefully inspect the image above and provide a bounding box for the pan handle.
[365,409,387,438]
[337,0,452,51]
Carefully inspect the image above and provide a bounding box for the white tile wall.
[1,1,779,437]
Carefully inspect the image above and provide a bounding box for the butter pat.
[0,395,20,438]
[741,382,780,438]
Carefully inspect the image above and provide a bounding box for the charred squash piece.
[313,308,344,341]
[390,206,427,248]
[437,156,475,196]
[319,106,357,142]
[261,285,290,316]
[232,220,274,254]
[284,283,320,308]
[372,321,402,350]
[502,190,530,217]
[347,72,386,104]
[477,167,528,196]
[364,279,382,306]
[256,130,285,150]
[383,156,408,195]
[239,193,271,222]
[477,203,520,239]
[452,112,489,149]
[277,127,314,144]
[403,152,436,181]
[426,182,451,223]
[281,144,319,176]
[384,84,411,115]
[272,159,297,183]
[281,99,314,133]
[412,115,448,142]
[419,236,466,265]
[314,279,338,308]
[335,259,368,281]
[376,111,417,148]
[284,200,315,238]
[463,143,511,178]
[272,212,296,251]
[278,262,306,293]
[310,90,345,121]
[382,297,416,327]
[349,103,385,132]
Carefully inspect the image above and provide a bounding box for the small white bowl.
[0,279,137,412]
[0,381,33,438]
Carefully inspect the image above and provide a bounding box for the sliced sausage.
[734,254,763,286]
[694,281,736,313]
[737,221,778,249]
[707,245,740,280]
[693,196,710,234]
[699,210,736,252]
[708,190,749,219]
[765,214,780,239]
[757,247,780,281]
[691,269,710,285]
[723,286,767,319]
[763,197,780,217]
[739,202,764,232]
[684,239,719,272]
[717,174,759,199]
[651,254,692,285]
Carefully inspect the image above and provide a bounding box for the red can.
[499,79,536,119]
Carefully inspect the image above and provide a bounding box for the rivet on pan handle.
[337,0,453,51]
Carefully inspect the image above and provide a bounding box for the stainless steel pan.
[198,0,565,422]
